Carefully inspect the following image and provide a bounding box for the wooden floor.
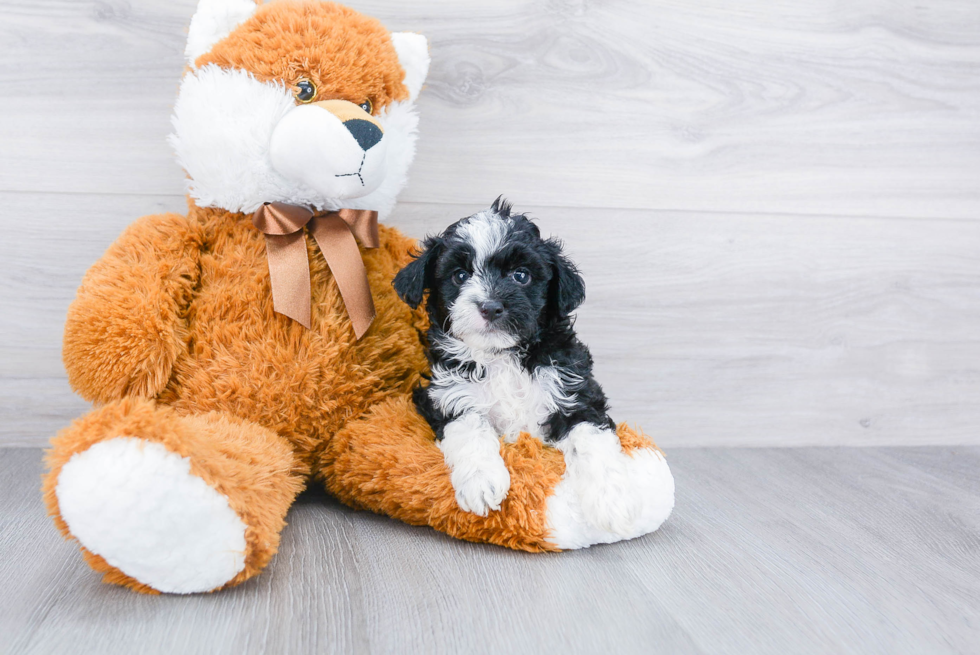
[2,446,977,654]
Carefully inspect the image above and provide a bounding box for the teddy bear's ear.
[185,0,259,66]
[390,32,430,102]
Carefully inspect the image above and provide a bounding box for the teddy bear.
[43,0,675,595]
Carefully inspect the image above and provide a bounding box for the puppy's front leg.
[439,412,511,516]
[555,423,642,536]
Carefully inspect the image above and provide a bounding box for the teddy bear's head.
[169,0,429,217]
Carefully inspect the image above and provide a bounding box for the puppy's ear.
[546,238,586,318]
[393,237,443,309]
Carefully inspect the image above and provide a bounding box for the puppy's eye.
[512,268,531,285]
[295,79,317,103]
[358,99,373,114]
[452,269,470,285]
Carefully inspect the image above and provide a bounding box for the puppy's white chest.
[481,360,553,441]
[430,356,565,442]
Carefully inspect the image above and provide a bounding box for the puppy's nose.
[478,300,505,323]
[344,119,383,151]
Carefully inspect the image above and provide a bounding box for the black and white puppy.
[393,198,640,535]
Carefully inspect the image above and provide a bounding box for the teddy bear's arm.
[62,212,204,404]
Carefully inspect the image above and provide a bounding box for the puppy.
[393,198,641,535]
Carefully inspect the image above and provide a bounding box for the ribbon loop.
[337,208,381,248]
[252,202,314,236]
[252,202,379,338]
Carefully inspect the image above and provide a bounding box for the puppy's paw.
[559,423,642,537]
[451,458,511,516]
[439,413,511,517]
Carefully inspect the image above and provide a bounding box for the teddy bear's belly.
[157,221,427,459]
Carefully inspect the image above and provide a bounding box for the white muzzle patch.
[449,277,518,352]
[270,102,388,200]
[169,65,421,217]
[447,211,518,352]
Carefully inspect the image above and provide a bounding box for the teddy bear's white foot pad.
[546,425,675,549]
[56,436,247,594]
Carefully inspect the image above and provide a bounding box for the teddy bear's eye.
[294,79,317,103]
[358,99,373,114]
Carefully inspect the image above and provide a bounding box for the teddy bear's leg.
[43,398,307,594]
[545,424,675,549]
[317,395,674,552]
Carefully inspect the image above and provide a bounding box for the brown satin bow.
[252,202,379,338]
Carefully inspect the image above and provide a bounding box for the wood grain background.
[1,0,978,447]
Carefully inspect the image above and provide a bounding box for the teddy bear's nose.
[344,119,383,151]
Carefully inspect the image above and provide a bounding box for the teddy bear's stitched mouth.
[334,152,367,186]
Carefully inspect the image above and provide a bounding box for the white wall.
[1,0,978,447]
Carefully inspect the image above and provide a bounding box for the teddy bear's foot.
[56,436,248,594]
[547,424,675,549]
[321,395,672,553]
[554,424,643,536]
[44,398,306,593]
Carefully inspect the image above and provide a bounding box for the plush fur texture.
[319,393,662,552]
[45,0,672,595]
[170,64,421,213]
[56,437,249,594]
[194,1,409,110]
[44,397,306,594]
[171,0,427,215]
[547,435,674,549]
[389,33,429,101]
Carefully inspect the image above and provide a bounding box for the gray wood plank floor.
[2,447,977,655]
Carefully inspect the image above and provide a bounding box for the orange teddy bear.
[43,0,674,594]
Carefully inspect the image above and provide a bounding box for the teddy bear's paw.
[55,436,248,594]
[439,413,511,516]
[546,423,675,549]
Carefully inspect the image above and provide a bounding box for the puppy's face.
[395,200,586,352]
[435,210,551,351]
